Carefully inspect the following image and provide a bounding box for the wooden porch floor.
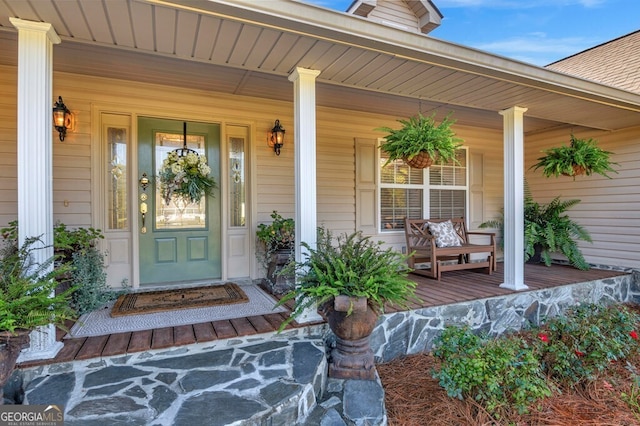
[18,263,627,368]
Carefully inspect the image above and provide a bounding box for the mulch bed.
[378,352,640,425]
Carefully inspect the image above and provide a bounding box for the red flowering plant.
[432,303,640,418]
[533,304,640,387]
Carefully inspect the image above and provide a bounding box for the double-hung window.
[379,148,468,232]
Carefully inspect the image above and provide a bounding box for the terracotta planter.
[404,151,434,169]
[318,295,379,380]
[0,329,30,405]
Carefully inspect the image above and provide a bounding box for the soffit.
[1,0,639,133]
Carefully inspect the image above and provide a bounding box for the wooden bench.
[404,217,497,280]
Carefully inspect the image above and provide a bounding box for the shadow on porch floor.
[18,262,628,369]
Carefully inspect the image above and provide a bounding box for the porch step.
[15,326,387,425]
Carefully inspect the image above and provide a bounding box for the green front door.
[138,118,221,285]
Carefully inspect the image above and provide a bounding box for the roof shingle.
[546,30,640,94]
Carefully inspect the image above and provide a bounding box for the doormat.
[67,284,287,338]
[111,282,248,317]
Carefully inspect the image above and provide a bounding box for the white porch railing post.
[10,18,64,362]
[289,67,323,324]
[499,106,529,291]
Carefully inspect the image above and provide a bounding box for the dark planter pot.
[0,330,30,405]
[263,248,294,295]
[318,295,379,380]
[526,243,544,264]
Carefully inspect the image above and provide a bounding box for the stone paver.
[11,326,387,425]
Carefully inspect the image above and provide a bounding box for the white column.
[10,18,63,362]
[289,67,322,324]
[499,106,529,291]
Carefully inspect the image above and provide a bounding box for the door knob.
[139,173,150,191]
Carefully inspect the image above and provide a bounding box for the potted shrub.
[480,185,592,270]
[531,134,618,179]
[277,228,419,380]
[523,196,592,270]
[0,235,76,404]
[377,112,463,168]
[256,211,295,294]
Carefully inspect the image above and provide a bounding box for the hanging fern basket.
[532,134,619,179]
[376,112,463,170]
[404,151,434,169]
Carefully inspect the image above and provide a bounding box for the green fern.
[276,228,420,329]
[532,134,618,179]
[0,237,77,333]
[377,112,463,164]
[480,182,592,270]
[524,197,592,269]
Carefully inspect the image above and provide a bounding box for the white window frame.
[378,146,469,233]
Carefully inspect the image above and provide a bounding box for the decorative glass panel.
[229,136,246,227]
[154,132,207,229]
[107,127,128,230]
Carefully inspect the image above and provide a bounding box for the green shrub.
[54,222,104,258]
[433,326,551,415]
[69,247,124,315]
[256,211,294,252]
[432,304,640,417]
[534,304,640,386]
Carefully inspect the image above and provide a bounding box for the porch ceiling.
[1,0,639,133]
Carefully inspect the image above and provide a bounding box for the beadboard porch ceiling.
[1,0,640,133]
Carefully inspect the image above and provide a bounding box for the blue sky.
[302,0,640,66]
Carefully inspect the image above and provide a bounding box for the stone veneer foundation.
[370,270,639,364]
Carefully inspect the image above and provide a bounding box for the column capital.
[288,67,321,82]
[499,106,528,117]
[10,18,61,44]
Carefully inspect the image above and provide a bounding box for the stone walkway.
[10,326,387,425]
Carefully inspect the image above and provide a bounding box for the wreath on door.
[158,150,217,205]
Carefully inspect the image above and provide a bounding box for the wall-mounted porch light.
[52,96,72,141]
[267,119,285,155]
